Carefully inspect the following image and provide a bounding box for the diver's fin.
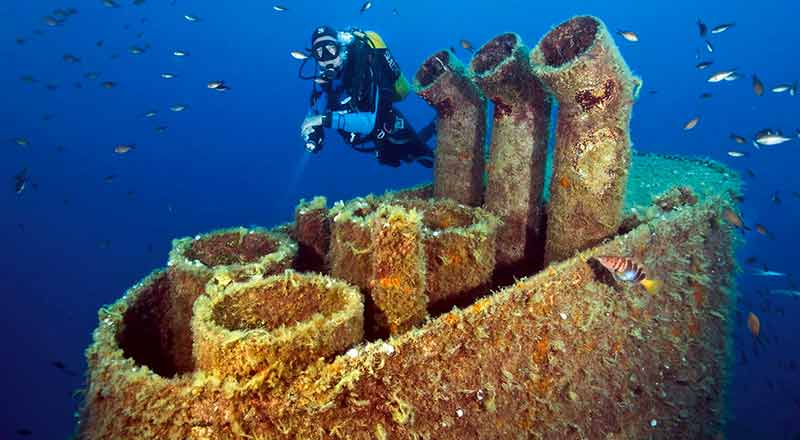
[416,157,434,168]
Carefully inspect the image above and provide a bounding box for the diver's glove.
[301,114,324,137]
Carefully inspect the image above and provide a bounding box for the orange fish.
[594,256,662,295]
[747,312,760,337]
[722,207,749,231]
[559,176,570,189]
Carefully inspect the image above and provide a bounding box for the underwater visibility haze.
[2,0,799,438]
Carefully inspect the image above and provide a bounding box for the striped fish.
[595,256,662,295]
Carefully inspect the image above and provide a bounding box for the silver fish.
[711,23,734,34]
[750,269,787,277]
[290,50,308,60]
[616,30,639,42]
[708,69,736,83]
[755,133,792,146]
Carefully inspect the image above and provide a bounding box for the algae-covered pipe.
[471,32,551,267]
[415,50,487,207]
[369,205,428,335]
[530,16,639,263]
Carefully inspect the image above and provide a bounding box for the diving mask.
[311,41,340,62]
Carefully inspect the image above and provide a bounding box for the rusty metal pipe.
[530,16,639,263]
[415,50,487,207]
[471,32,551,267]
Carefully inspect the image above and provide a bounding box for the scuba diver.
[298,25,436,168]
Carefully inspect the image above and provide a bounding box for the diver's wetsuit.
[307,33,435,167]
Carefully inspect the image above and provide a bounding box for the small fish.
[103,174,117,184]
[273,5,288,11]
[711,23,734,34]
[616,30,639,42]
[747,312,760,337]
[708,69,736,83]
[14,137,30,147]
[103,0,120,7]
[699,92,712,99]
[770,191,781,205]
[392,8,399,16]
[722,207,749,231]
[755,132,791,146]
[101,81,116,89]
[170,104,187,112]
[594,256,663,295]
[695,61,713,70]
[745,256,758,265]
[792,191,800,199]
[73,81,83,89]
[155,126,168,134]
[207,80,229,91]
[96,39,104,47]
[750,268,787,277]
[84,72,100,80]
[727,151,747,158]
[754,224,774,238]
[290,50,308,60]
[172,50,189,57]
[772,82,796,94]
[704,39,713,53]
[14,168,28,194]
[16,36,26,45]
[723,72,741,81]
[51,361,78,376]
[460,39,474,53]
[19,74,37,84]
[142,110,157,118]
[160,72,177,79]
[62,54,80,63]
[184,15,200,22]
[360,1,372,13]
[752,75,764,96]
[683,116,700,130]
[770,289,800,298]
[114,144,135,154]
[43,16,61,27]
[129,46,145,55]
[16,428,32,436]
[730,133,746,144]
[697,19,707,37]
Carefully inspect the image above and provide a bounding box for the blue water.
[2,1,798,438]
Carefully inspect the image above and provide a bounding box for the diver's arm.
[324,87,379,135]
